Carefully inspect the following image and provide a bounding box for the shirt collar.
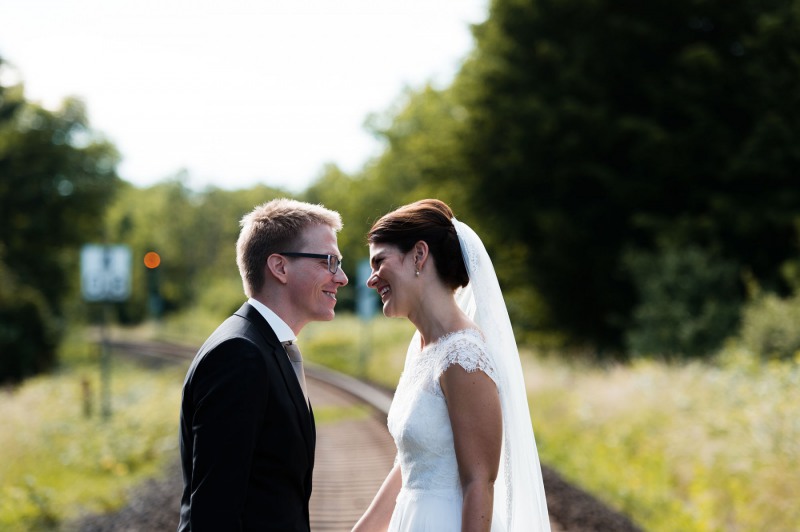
[247,297,296,344]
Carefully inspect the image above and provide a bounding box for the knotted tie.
[283,341,309,408]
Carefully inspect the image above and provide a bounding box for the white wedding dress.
[387,328,504,532]
[384,218,550,531]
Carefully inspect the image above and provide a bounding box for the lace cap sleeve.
[433,329,498,387]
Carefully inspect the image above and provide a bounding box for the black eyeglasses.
[278,252,342,274]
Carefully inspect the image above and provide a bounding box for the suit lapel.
[236,303,315,459]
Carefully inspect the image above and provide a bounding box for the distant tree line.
[0,58,119,381]
[453,0,800,356]
[313,0,800,358]
[3,0,800,382]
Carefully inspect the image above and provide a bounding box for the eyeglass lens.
[328,256,341,274]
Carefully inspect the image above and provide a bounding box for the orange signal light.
[144,251,161,269]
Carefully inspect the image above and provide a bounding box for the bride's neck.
[410,295,471,349]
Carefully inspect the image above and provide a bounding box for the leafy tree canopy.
[0,58,121,380]
[456,0,800,351]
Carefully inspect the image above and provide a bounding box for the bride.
[352,199,550,531]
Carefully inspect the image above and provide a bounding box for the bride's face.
[367,242,417,318]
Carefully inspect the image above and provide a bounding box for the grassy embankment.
[0,310,399,530]
[525,351,799,531]
[302,315,800,532]
[2,310,798,531]
[0,327,186,531]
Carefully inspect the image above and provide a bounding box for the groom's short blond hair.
[236,198,342,297]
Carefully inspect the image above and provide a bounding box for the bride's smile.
[367,242,418,317]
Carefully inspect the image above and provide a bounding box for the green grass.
[524,349,800,531]
[301,313,415,389]
[0,330,185,531]
[5,309,797,531]
[313,404,373,425]
[297,313,800,531]
[0,311,400,530]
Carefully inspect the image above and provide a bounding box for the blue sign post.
[80,244,132,420]
[356,259,378,375]
[356,259,378,320]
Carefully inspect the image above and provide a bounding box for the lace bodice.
[387,329,498,497]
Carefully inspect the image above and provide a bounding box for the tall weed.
[525,352,800,531]
[0,338,184,530]
[738,292,800,360]
[12,312,794,531]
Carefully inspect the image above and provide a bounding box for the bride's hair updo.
[368,199,469,290]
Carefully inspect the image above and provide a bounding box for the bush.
[624,244,742,358]
[739,292,800,360]
[0,263,59,383]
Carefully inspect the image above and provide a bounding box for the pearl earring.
[415,269,420,277]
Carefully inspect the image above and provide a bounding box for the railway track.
[92,339,641,532]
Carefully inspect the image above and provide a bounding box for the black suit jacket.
[178,302,316,531]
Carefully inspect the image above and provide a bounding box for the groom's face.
[284,224,348,328]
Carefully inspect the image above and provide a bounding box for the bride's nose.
[366,273,379,288]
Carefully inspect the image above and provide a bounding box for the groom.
[178,198,348,531]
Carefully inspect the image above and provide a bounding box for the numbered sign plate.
[81,245,132,302]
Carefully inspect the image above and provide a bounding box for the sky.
[0,0,487,192]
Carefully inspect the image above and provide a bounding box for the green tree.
[0,256,58,379]
[104,177,290,323]
[624,243,741,358]
[0,60,120,380]
[361,85,472,210]
[303,86,474,305]
[457,0,800,353]
[302,84,558,342]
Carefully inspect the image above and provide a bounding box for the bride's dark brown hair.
[368,199,469,290]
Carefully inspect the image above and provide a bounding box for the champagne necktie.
[282,341,309,408]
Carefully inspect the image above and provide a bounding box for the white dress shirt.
[247,297,296,344]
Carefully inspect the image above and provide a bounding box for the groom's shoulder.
[185,315,272,381]
[202,308,269,350]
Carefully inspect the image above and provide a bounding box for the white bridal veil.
[452,217,550,531]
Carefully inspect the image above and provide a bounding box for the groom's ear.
[266,254,289,284]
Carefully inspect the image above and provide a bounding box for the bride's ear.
[413,241,429,270]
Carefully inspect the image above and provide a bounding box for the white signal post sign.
[356,259,378,320]
[81,245,132,302]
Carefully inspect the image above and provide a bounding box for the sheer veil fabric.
[451,217,550,531]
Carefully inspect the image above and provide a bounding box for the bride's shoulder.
[441,327,485,346]
[433,328,497,382]
[430,328,486,353]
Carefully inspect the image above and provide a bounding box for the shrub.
[624,244,742,358]
[738,292,800,360]
[0,262,59,383]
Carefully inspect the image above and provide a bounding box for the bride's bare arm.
[351,462,402,532]
[441,364,503,532]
